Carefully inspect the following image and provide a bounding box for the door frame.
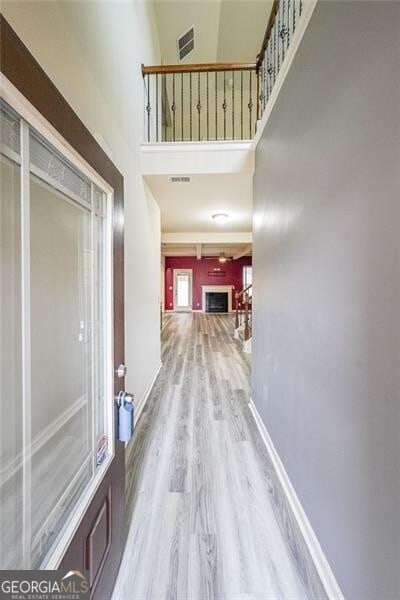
[1,15,125,599]
[173,268,193,311]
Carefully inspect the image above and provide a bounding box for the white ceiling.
[152,0,274,65]
[145,172,253,233]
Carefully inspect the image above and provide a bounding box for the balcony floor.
[112,313,308,599]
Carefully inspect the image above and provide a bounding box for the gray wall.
[252,3,400,598]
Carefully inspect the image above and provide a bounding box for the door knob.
[115,364,127,378]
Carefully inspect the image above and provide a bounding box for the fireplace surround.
[201,285,233,312]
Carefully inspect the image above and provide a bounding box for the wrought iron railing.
[256,0,303,121]
[142,63,258,143]
[142,0,304,143]
[235,284,252,341]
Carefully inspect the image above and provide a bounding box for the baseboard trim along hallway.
[248,398,344,600]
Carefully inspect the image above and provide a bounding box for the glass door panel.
[0,99,112,569]
[29,174,94,566]
[177,274,189,307]
[0,149,23,569]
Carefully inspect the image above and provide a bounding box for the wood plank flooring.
[112,313,308,600]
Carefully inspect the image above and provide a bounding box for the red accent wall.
[165,256,252,311]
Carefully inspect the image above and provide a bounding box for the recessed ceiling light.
[212,213,229,224]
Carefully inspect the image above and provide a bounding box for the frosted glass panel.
[0,153,23,568]
[177,274,189,307]
[29,175,94,566]
[0,100,111,569]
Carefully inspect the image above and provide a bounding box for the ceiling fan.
[204,252,234,263]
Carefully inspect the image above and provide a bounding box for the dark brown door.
[1,16,127,599]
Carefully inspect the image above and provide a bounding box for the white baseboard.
[248,398,344,600]
[134,361,162,424]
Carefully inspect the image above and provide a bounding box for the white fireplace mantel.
[201,285,234,313]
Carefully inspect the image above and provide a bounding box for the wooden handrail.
[142,62,257,76]
[235,283,252,300]
[256,0,280,72]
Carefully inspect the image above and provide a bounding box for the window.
[0,99,113,569]
[243,265,253,296]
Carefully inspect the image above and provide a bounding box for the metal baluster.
[181,73,184,141]
[260,63,265,117]
[207,72,209,141]
[172,73,176,142]
[277,3,281,72]
[215,71,218,140]
[163,74,167,141]
[146,74,151,142]
[264,59,268,109]
[190,72,192,141]
[300,0,303,17]
[248,70,253,138]
[274,20,277,85]
[281,0,289,63]
[223,71,227,140]
[232,70,235,140]
[287,0,291,49]
[293,0,296,33]
[155,74,159,142]
[240,70,243,140]
[197,72,201,141]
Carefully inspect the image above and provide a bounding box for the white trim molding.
[248,398,344,600]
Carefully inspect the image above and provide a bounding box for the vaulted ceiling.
[152,0,274,65]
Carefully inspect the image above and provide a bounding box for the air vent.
[177,26,194,62]
[169,175,192,183]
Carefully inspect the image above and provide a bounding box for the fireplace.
[206,292,228,313]
[201,285,233,312]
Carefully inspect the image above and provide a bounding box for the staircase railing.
[142,0,305,143]
[141,62,257,143]
[256,0,304,122]
[235,284,252,341]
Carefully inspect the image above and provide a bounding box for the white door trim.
[173,268,193,311]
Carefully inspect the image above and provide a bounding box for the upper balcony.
[141,0,315,147]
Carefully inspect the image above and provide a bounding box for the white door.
[173,269,192,311]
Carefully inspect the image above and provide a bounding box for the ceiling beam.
[196,244,202,260]
[161,232,252,245]
[233,244,252,260]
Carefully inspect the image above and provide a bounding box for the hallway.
[113,313,308,600]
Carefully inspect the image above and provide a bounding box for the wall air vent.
[177,26,194,62]
[169,176,192,183]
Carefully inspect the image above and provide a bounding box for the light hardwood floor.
[112,313,308,600]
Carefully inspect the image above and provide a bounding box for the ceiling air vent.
[169,175,192,183]
[177,26,194,62]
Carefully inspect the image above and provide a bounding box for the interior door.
[173,269,193,311]
[0,18,126,598]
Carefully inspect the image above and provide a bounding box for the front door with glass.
[0,95,124,598]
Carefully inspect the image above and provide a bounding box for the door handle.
[115,364,127,378]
